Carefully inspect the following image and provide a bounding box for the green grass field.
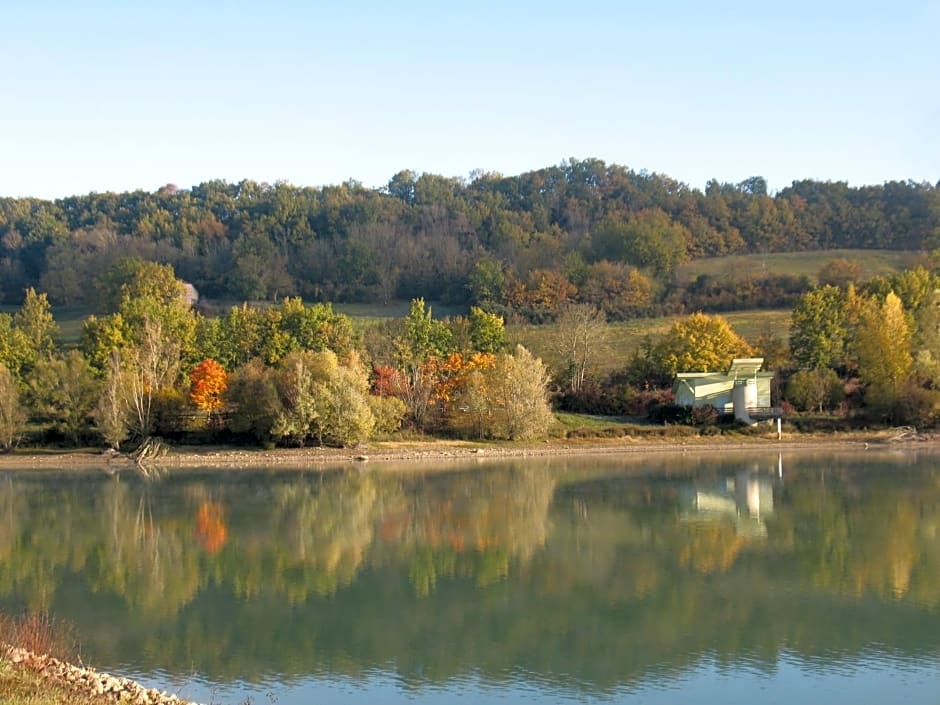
[676,248,922,285]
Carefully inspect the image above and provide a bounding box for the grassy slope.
[676,248,922,284]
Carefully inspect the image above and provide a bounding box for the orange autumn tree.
[189,358,228,416]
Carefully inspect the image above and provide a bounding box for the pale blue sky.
[2,1,937,199]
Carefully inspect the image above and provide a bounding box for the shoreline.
[2,644,199,705]
[0,429,933,471]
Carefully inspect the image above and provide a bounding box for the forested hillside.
[1,159,937,318]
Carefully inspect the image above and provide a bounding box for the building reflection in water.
[679,457,779,538]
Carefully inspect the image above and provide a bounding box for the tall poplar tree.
[855,292,912,417]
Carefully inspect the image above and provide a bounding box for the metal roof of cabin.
[727,357,764,378]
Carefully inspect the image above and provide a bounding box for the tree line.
[0,261,554,450]
[0,255,937,451]
[1,159,938,320]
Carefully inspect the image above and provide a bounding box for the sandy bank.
[0,429,932,471]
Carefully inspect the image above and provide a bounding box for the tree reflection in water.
[0,452,938,693]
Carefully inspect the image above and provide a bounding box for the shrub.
[647,402,692,425]
[690,404,719,427]
[369,395,408,435]
[0,612,76,660]
[786,368,844,412]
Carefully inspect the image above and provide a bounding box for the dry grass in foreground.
[1,612,200,705]
[0,658,109,705]
[0,612,102,705]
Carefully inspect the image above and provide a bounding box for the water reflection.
[0,451,939,703]
[680,466,775,537]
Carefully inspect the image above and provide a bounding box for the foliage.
[0,161,936,327]
[468,306,506,353]
[225,358,281,443]
[96,259,185,313]
[26,351,100,444]
[789,285,849,370]
[591,209,690,275]
[551,303,607,393]
[652,313,753,377]
[271,350,375,447]
[496,346,556,440]
[188,359,228,414]
[199,298,358,368]
[396,298,455,370]
[580,261,654,319]
[80,313,128,373]
[817,258,863,287]
[670,273,810,313]
[690,404,720,427]
[647,401,692,424]
[123,316,183,438]
[94,352,129,449]
[785,368,844,412]
[855,292,913,419]
[368,395,408,435]
[0,314,31,379]
[0,364,24,450]
[13,288,58,367]
[0,289,60,379]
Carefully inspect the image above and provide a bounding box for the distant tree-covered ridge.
[1,159,937,316]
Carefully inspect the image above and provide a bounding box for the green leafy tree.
[225,358,282,443]
[272,351,323,445]
[81,313,129,373]
[0,363,24,451]
[27,351,100,444]
[912,290,940,386]
[865,266,938,315]
[314,352,375,447]
[468,307,506,354]
[653,313,753,377]
[368,395,408,435]
[592,209,690,276]
[467,259,505,306]
[786,368,844,412]
[397,298,454,366]
[0,314,31,379]
[789,286,849,370]
[95,259,185,313]
[13,288,58,365]
[272,350,374,446]
[275,298,357,357]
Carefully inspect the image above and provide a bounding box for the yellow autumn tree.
[855,291,913,418]
[653,312,753,377]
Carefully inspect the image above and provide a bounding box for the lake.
[1,449,939,704]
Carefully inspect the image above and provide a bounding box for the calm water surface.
[2,450,940,704]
